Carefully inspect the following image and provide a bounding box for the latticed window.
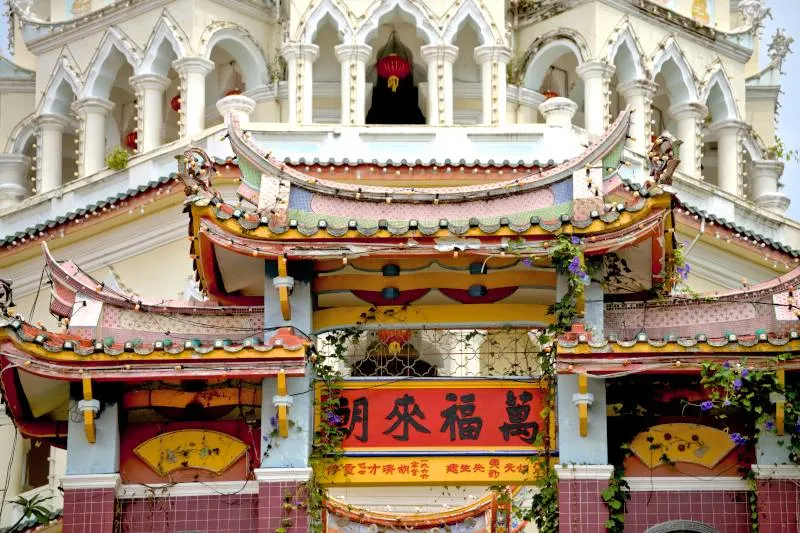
[319,328,542,378]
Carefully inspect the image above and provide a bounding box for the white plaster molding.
[82,27,143,100]
[117,481,258,499]
[650,38,699,103]
[24,0,173,55]
[356,0,440,46]
[60,473,121,490]
[296,0,354,44]
[38,57,83,115]
[751,464,800,479]
[442,0,498,46]
[4,206,188,297]
[138,12,189,76]
[254,467,313,482]
[0,79,35,93]
[625,476,748,492]
[554,464,614,480]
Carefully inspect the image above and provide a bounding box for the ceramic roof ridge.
[227,107,634,204]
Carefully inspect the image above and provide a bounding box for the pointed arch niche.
[523,38,585,127]
[360,3,435,124]
[700,70,739,191]
[38,66,80,192]
[203,28,268,128]
[450,20,483,125]
[311,17,344,123]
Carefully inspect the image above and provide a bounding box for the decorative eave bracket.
[272,369,294,438]
[78,377,99,444]
[572,374,594,437]
[274,255,295,321]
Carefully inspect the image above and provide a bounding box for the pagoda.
[1,94,799,533]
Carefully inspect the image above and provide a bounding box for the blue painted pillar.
[65,399,120,475]
[260,259,314,468]
[556,374,608,464]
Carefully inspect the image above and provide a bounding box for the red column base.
[62,487,116,533]
[558,478,611,533]
[757,479,800,533]
[255,468,313,533]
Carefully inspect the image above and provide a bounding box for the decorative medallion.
[629,423,735,469]
[133,429,248,476]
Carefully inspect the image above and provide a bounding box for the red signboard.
[317,379,550,454]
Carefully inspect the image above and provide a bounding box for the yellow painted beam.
[82,377,96,444]
[312,304,551,332]
[776,369,786,436]
[276,369,289,438]
[277,255,291,321]
[313,270,556,293]
[577,374,588,437]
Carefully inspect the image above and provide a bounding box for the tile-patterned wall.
[757,480,799,533]
[257,481,309,533]
[558,479,610,533]
[118,493,258,532]
[63,488,116,533]
[624,491,751,532]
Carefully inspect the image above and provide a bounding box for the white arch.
[200,23,269,88]
[82,27,141,99]
[356,0,440,46]
[6,113,37,153]
[442,0,497,46]
[39,56,82,115]
[650,38,698,104]
[604,21,646,82]
[138,11,189,76]
[296,0,354,44]
[522,35,587,91]
[700,65,739,121]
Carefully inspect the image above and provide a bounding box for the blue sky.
[0,1,797,218]
[762,0,800,220]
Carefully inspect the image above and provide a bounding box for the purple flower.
[676,263,691,280]
[325,410,343,425]
[730,433,748,446]
[741,368,749,378]
[733,378,742,391]
[568,256,581,274]
[571,236,581,245]
[722,362,731,369]
[270,416,278,428]
[522,257,533,266]
[723,399,732,407]
[580,273,591,285]
[700,400,714,412]
[764,419,775,431]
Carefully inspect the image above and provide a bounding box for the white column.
[172,57,214,137]
[282,43,320,125]
[129,74,170,152]
[37,114,70,193]
[216,94,256,127]
[420,44,459,125]
[710,119,745,195]
[334,44,371,125]
[576,60,615,136]
[474,45,512,126]
[617,79,657,155]
[538,96,578,128]
[751,159,790,214]
[0,154,31,208]
[668,102,707,179]
[74,98,113,176]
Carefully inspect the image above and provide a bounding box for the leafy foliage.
[105,145,130,170]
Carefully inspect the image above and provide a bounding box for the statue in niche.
[366,31,426,125]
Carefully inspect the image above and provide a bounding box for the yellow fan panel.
[133,430,248,476]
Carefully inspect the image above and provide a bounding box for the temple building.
[0,0,799,532]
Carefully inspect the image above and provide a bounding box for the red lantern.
[170,94,181,112]
[377,329,412,355]
[376,54,411,93]
[542,90,559,99]
[125,130,138,150]
[224,88,242,97]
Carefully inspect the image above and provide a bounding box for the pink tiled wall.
[558,479,610,533]
[624,491,751,532]
[63,488,116,533]
[118,493,258,532]
[257,481,309,533]
[757,480,800,533]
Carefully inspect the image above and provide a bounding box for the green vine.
[520,234,589,531]
[766,135,800,164]
[600,467,630,532]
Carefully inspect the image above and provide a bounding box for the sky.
[0,1,797,218]
[762,0,800,220]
